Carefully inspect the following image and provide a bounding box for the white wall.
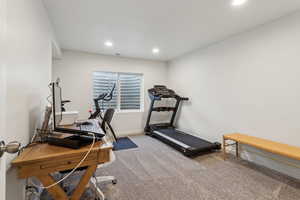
[52,50,168,136]
[0,0,7,198]
[0,62,7,200]
[3,0,57,199]
[0,44,7,200]
[167,12,300,179]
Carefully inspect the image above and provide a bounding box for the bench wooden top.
[224,133,300,161]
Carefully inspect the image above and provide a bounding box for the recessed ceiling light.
[232,0,248,6]
[104,40,113,47]
[152,48,160,54]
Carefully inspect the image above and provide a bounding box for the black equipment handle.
[104,83,116,101]
[61,100,71,104]
[89,83,116,119]
[94,83,116,102]
[180,97,189,101]
[61,100,71,112]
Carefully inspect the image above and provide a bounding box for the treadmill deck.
[154,128,214,148]
[151,128,220,156]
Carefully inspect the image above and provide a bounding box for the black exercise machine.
[89,83,118,141]
[61,100,71,112]
[145,85,221,156]
[89,83,116,120]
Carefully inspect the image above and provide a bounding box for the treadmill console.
[148,85,176,99]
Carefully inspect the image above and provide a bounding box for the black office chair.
[61,108,118,194]
[101,108,117,141]
[90,108,118,199]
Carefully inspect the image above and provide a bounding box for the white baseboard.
[116,129,144,137]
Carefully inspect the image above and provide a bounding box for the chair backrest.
[101,108,115,133]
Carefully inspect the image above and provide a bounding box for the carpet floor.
[42,135,300,200]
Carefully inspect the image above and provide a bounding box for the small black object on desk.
[46,134,102,149]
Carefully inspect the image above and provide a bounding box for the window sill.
[116,109,144,114]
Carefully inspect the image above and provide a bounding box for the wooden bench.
[222,133,300,162]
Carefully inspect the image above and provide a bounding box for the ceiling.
[43,0,300,61]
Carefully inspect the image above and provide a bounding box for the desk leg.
[37,174,68,200]
[236,142,239,158]
[71,165,97,200]
[223,136,226,160]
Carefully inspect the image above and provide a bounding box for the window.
[93,71,143,111]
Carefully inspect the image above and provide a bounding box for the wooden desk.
[11,136,112,200]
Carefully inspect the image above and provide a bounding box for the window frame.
[92,71,144,113]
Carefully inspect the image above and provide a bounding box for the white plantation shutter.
[93,72,118,110]
[93,71,142,111]
[119,73,142,110]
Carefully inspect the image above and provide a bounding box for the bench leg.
[223,136,226,160]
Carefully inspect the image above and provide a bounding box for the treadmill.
[145,85,221,156]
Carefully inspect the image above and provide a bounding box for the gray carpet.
[42,135,300,200]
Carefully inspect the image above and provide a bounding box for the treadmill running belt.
[156,128,214,149]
